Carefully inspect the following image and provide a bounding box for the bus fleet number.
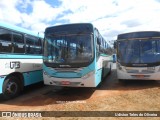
[10,61,20,69]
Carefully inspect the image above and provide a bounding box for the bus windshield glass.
[44,34,93,64]
[117,39,160,64]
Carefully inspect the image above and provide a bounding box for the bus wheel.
[2,76,21,100]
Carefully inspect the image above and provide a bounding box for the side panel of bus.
[0,55,43,93]
[94,29,112,87]
[0,22,44,99]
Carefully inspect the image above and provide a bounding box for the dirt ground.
[0,63,159,120]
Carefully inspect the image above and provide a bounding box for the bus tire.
[108,65,112,75]
[2,76,21,100]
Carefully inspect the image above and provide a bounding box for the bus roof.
[117,31,160,40]
[0,21,44,38]
[45,23,94,35]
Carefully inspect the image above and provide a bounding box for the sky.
[0,0,160,43]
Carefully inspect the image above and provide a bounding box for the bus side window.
[0,28,12,53]
[96,37,100,57]
[34,38,42,54]
[100,37,104,53]
[26,35,35,54]
[13,32,25,53]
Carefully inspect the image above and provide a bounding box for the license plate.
[61,81,70,85]
[136,75,144,78]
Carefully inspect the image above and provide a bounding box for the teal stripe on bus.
[0,54,42,59]
[0,76,6,93]
[23,70,43,86]
[0,70,42,76]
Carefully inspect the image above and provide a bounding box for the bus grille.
[53,67,85,72]
[141,70,155,74]
[126,69,155,74]
[126,69,139,73]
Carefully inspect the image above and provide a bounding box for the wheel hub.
[6,82,18,94]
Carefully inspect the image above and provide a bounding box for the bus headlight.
[43,71,47,75]
[82,74,89,79]
[43,71,51,78]
[117,63,125,72]
[82,71,94,79]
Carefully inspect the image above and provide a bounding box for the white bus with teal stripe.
[116,31,160,81]
[0,21,44,99]
[43,23,113,87]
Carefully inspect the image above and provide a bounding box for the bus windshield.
[117,39,160,65]
[44,34,93,65]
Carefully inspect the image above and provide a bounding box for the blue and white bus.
[0,21,44,99]
[116,31,160,81]
[43,23,112,87]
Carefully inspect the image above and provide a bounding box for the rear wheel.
[2,76,21,100]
